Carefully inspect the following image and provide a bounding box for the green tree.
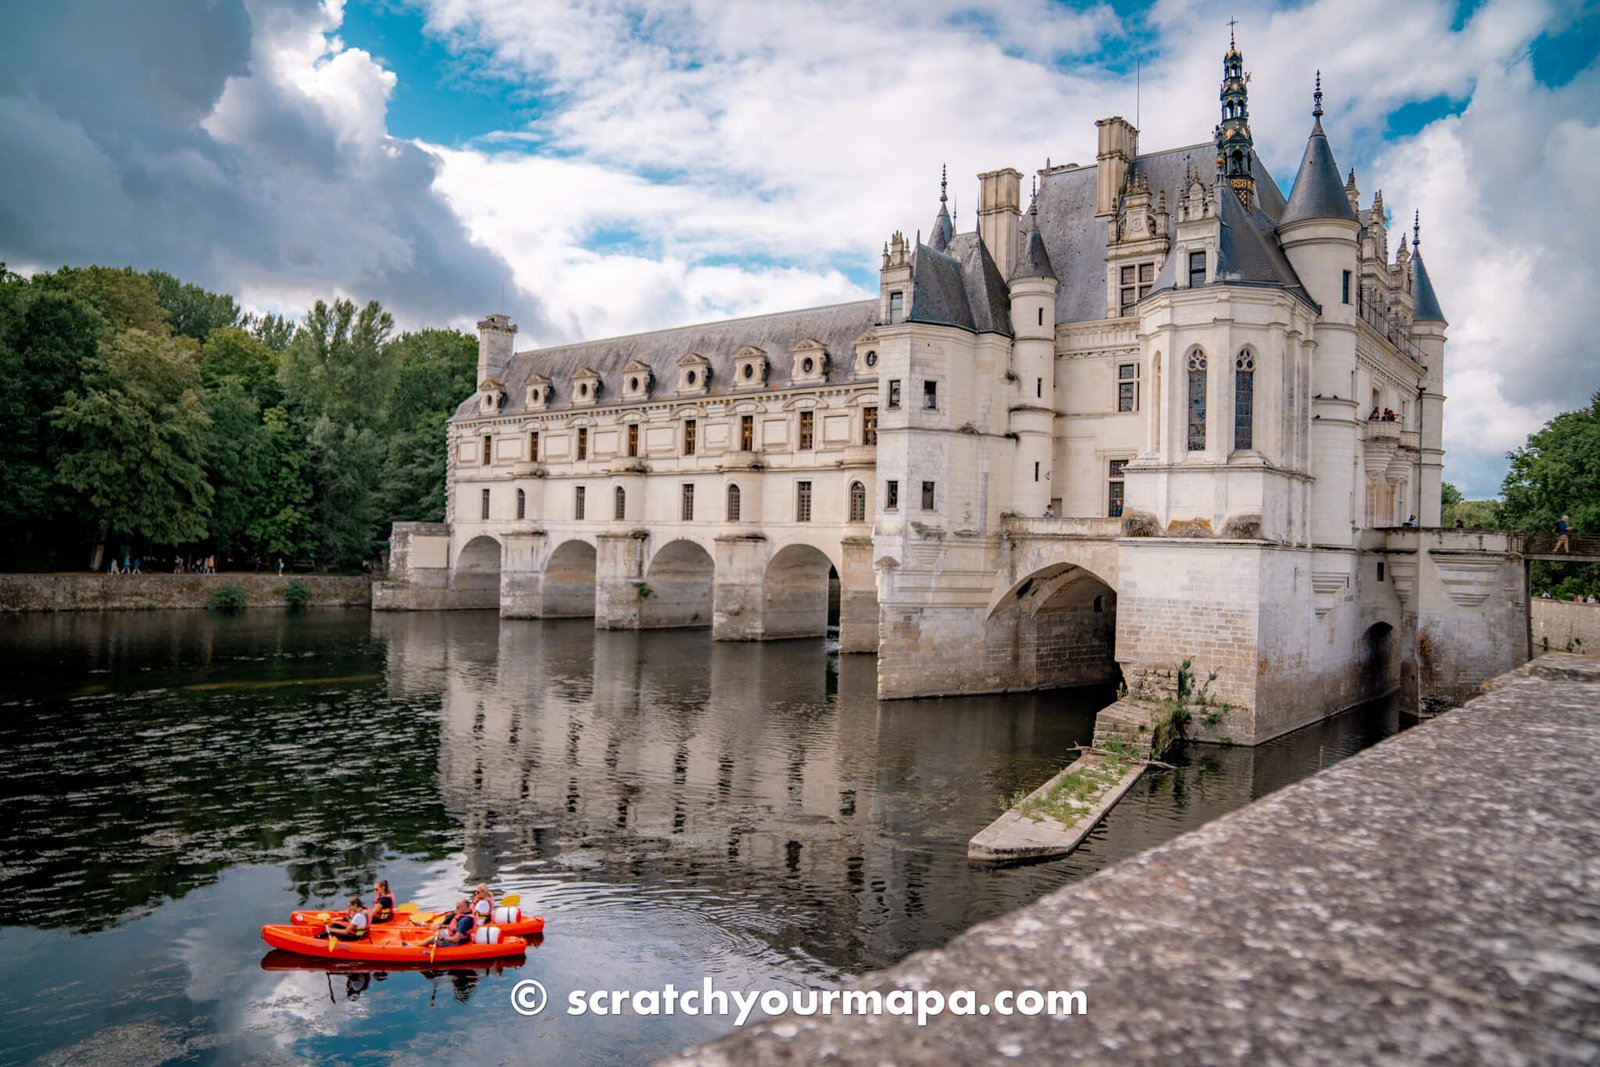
[145,270,240,341]
[38,266,169,334]
[280,298,394,431]
[1501,391,1600,598]
[50,329,214,568]
[1441,482,1504,529]
[245,406,314,558]
[248,311,296,353]
[304,415,384,571]
[203,378,267,557]
[200,326,280,407]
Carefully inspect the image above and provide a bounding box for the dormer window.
[526,375,551,411]
[791,339,828,384]
[733,346,768,390]
[571,367,602,407]
[676,352,711,395]
[479,386,504,415]
[853,330,880,378]
[621,360,653,402]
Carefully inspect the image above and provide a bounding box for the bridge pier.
[594,530,649,630]
[499,529,547,618]
[838,536,878,653]
[712,534,768,640]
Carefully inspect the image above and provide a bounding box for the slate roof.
[905,233,1012,336]
[1011,203,1058,282]
[1280,117,1359,226]
[1411,250,1446,323]
[1033,143,1304,321]
[460,300,878,418]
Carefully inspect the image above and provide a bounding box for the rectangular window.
[681,484,694,521]
[482,436,492,465]
[1034,460,1040,483]
[529,431,539,462]
[889,290,904,323]
[796,480,813,522]
[886,479,899,511]
[1377,561,1386,582]
[922,381,937,410]
[1108,459,1127,518]
[1036,378,1042,399]
[862,406,878,445]
[887,379,901,409]
[921,481,936,510]
[683,419,696,455]
[1038,307,1044,326]
[574,486,586,520]
[1188,251,1206,288]
[740,414,754,451]
[1117,362,1139,412]
[516,488,526,520]
[480,488,490,520]
[576,427,588,461]
[1342,270,1352,304]
[1120,262,1155,315]
[627,423,639,458]
[1234,356,1255,452]
[798,410,814,450]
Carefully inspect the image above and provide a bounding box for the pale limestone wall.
[1533,599,1600,655]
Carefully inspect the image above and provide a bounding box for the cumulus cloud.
[0,0,546,333]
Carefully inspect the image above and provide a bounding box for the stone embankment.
[666,654,1600,1066]
[1533,597,1598,655]
[0,573,371,612]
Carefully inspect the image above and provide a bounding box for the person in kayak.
[369,879,396,925]
[433,900,476,946]
[327,896,370,941]
[471,884,495,926]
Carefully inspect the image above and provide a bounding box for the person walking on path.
[1555,515,1571,554]
[277,557,285,577]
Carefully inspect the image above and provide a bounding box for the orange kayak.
[261,923,528,963]
[259,948,530,975]
[288,907,546,938]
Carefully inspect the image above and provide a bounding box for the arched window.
[1234,351,1255,452]
[726,484,742,522]
[613,486,626,521]
[848,481,866,523]
[1187,351,1208,451]
[516,488,526,520]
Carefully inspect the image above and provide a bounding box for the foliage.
[50,328,214,567]
[1501,392,1600,598]
[1441,482,1504,529]
[284,579,310,610]
[1011,747,1137,826]
[206,582,248,612]
[146,270,240,341]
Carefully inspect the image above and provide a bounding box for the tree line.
[0,264,474,572]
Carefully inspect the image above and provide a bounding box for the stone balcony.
[607,456,647,474]
[1000,515,1123,539]
[1360,418,1402,442]
[720,450,764,471]
[837,445,877,468]
[510,462,547,477]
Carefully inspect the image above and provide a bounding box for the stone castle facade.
[379,41,1527,743]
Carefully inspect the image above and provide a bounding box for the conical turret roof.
[1411,217,1445,323]
[1010,195,1057,282]
[1280,75,1358,226]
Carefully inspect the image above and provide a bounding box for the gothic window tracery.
[1187,352,1208,452]
[1234,351,1255,452]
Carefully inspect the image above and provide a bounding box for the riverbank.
[0,572,371,612]
[669,653,1600,1065]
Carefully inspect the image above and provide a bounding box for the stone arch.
[453,535,502,608]
[1359,620,1398,701]
[987,559,1120,691]
[544,539,597,617]
[762,543,836,639]
[642,539,715,629]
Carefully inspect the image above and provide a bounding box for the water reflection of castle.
[372,611,1109,970]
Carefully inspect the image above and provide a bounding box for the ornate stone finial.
[1413,210,1421,249]
[1313,70,1324,118]
[940,163,948,204]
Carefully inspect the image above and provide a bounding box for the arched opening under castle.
[988,562,1120,691]
[1358,621,1397,703]
[544,540,597,617]
[762,544,836,639]
[642,539,715,629]
[452,535,502,608]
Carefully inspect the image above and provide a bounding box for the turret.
[930,165,954,253]
[1008,186,1060,516]
[1409,214,1447,525]
[1214,29,1255,208]
[477,313,517,389]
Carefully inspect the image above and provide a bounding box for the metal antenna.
[1136,57,1141,130]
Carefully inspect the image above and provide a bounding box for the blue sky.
[1,0,1597,497]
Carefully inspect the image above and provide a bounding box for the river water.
[0,609,1407,1065]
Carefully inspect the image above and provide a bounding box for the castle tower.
[1215,28,1255,207]
[1008,185,1060,516]
[1409,214,1448,526]
[1278,73,1361,547]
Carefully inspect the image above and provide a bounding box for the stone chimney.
[1095,116,1138,216]
[476,313,517,387]
[977,168,1022,279]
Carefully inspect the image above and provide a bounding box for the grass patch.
[1009,746,1139,826]
[205,583,247,612]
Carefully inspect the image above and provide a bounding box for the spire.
[1010,175,1056,283]
[1411,212,1446,322]
[1215,28,1255,207]
[930,164,954,253]
[1280,72,1358,226]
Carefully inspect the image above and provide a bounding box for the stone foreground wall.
[664,654,1600,1066]
[0,573,371,612]
[1533,598,1600,655]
